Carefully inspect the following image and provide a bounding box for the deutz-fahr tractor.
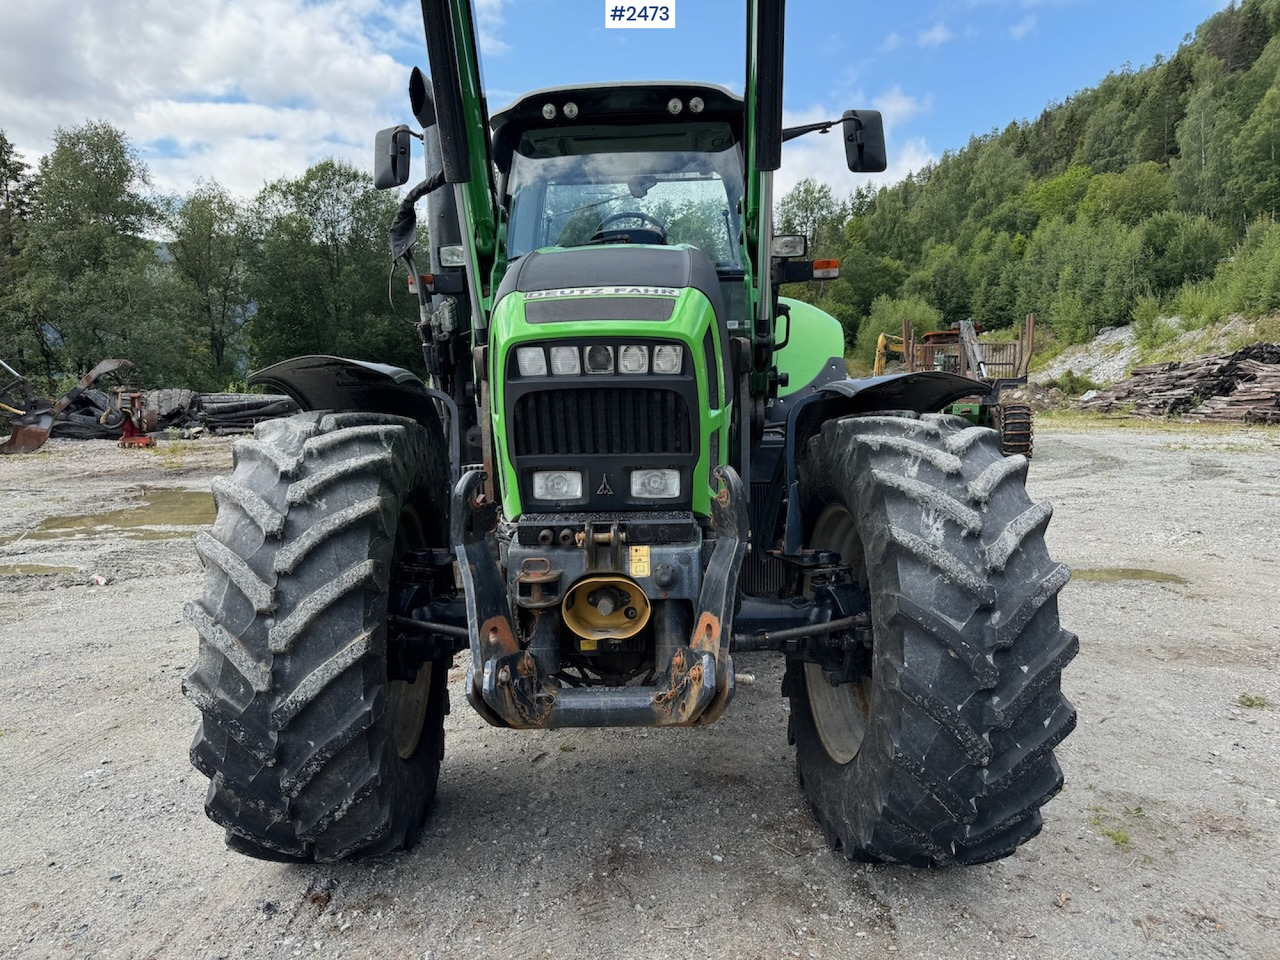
[184,0,1077,866]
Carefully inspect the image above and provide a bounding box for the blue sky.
[0,0,1232,200]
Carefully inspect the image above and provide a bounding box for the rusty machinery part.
[183,410,453,862]
[0,358,137,455]
[0,357,54,454]
[786,411,1076,866]
[995,402,1034,459]
[115,390,157,448]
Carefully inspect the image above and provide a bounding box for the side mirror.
[842,110,887,173]
[374,125,413,190]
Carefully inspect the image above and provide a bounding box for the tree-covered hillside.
[780,0,1280,361]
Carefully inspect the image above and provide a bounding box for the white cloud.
[1009,15,1037,40]
[881,32,903,52]
[0,0,508,199]
[777,93,936,204]
[917,22,954,47]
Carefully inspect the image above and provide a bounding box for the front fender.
[778,371,986,554]
[249,355,459,483]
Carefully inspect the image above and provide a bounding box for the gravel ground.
[1,423,1278,960]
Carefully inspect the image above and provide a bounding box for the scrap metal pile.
[44,388,299,439]
[1078,343,1280,423]
[1,357,299,454]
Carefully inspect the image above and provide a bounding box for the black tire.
[786,412,1076,867]
[996,403,1034,458]
[182,411,451,862]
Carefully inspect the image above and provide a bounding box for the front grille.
[513,387,692,457]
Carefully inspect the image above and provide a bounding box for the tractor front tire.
[183,411,451,862]
[787,412,1076,866]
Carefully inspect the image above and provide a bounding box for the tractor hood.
[486,245,732,521]
[494,246,725,321]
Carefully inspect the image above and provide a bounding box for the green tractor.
[184,0,1076,866]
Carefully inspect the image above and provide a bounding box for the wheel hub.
[805,503,873,765]
[388,662,433,760]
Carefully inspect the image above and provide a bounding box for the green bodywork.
[774,297,846,399]
[488,254,731,519]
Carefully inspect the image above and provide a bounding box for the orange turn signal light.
[812,259,840,279]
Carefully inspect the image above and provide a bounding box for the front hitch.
[451,466,749,728]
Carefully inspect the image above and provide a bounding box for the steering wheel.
[588,211,668,245]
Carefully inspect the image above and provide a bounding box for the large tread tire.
[182,411,451,862]
[996,403,1034,458]
[787,412,1076,867]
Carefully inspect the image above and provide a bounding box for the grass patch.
[152,439,201,469]
[1045,369,1102,396]
[1237,693,1270,709]
[1100,827,1131,849]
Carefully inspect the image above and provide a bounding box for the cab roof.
[489,82,744,171]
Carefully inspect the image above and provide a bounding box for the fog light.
[652,344,682,374]
[584,344,613,374]
[516,346,547,376]
[533,470,582,500]
[630,468,680,499]
[618,345,648,374]
[549,346,580,375]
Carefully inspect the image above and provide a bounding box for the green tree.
[1230,85,1280,220]
[167,181,251,387]
[1170,60,1241,225]
[777,178,849,254]
[1139,211,1229,294]
[901,242,972,322]
[1079,162,1175,225]
[0,130,34,375]
[17,121,193,386]
[1027,164,1093,222]
[854,294,942,366]
[246,160,414,371]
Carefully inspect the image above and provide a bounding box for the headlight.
[630,468,680,499]
[618,345,648,374]
[584,344,614,374]
[652,344,682,374]
[516,346,547,377]
[549,346,580,375]
[532,470,583,500]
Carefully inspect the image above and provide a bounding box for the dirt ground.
[1,420,1278,960]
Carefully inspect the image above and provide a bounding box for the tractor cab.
[493,84,747,313]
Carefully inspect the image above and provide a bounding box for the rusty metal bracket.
[481,651,556,728]
[690,464,748,725]
[451,469,522,725]
[651,645,718,724]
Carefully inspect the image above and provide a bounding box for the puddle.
[2,487,214,544]
[0,564,79,576]
[1073,567,1189,585]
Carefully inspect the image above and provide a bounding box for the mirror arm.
[781,119,839,142]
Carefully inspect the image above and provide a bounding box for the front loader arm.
[419,0,498,326]
[744,0,785,393]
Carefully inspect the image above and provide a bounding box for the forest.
[780,0,1280,365]
[1,0,1278,391]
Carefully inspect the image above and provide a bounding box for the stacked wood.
[1078,343,1280,423]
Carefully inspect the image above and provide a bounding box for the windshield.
[505,123,744,268]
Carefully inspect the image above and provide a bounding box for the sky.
[0,0,1235,203]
